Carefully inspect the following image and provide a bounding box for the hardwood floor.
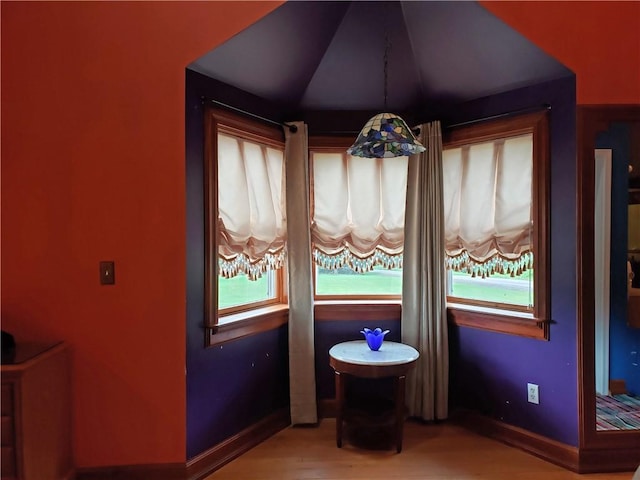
[206,419,633,479]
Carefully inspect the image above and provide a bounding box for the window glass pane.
[218,271,276,310]
[447,270,533,308]
[316,266,402,296]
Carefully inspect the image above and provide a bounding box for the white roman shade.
[217,133,286,280]
[311,152,408,271]
[443,133,533,277]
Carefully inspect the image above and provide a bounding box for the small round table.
[329,340,419,453]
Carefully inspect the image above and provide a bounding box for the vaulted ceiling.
[188,1,572,123]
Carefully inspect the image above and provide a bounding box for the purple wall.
[447,76,579,446]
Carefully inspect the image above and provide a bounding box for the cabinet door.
[1,382,17,479]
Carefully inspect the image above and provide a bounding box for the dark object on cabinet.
[1,332,16,365]
[1,331,15,350]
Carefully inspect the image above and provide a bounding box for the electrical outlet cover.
[527,383,539,404]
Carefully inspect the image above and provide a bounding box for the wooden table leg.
[395,375,406,453]
[335,371,344,448]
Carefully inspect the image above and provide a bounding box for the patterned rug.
[596,394,640,430]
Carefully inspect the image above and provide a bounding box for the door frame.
[577,105,640,471]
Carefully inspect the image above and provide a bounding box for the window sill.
[447,304,549,340]
[447,302,534,319]
[314,301,401,321]
[207,304,289,346]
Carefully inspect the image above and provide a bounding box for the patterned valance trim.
[446,250,533,278]
[312,247,403,273]
[219,249,286,281]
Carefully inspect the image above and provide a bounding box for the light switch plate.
[100,261,115,285]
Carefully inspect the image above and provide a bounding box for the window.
[443,112,550,339]
[309,138,407,299]
[204,108,288,340]
[217,270,278,311]
[315,266,402,297]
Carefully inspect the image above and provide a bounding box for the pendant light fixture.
[347,33,426,158]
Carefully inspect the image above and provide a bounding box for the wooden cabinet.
[1,342,73,480]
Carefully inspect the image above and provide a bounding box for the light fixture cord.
[383,33,389,111]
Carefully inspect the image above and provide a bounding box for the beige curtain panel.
[217,133,287,279]
[402,120,448,421]
[285,122,318,425]
[311,152,408,271]
[443,134,533,274]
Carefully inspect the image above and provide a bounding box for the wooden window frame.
[444,111,550,340]
[204,108,288,346]
[309,136,403,302]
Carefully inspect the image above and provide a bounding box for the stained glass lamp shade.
[347,112,426,158]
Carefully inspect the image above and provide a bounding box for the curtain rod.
[202,98,550,135]
[444,104,552,129]
[202,97,298,133]
[308,104,552,136]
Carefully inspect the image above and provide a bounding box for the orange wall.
[1,1,281,467]
[482,1,640,104]
[1,0,637,470]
